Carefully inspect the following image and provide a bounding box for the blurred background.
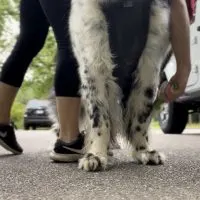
[0,0,56,128]
[1,0,200,131]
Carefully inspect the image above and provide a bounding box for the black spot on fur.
[146,103,153,112]
[91,141,93,144]
[92,20,106,32]
[143,110,151,120]
[135,126,141,132]
[145,87,154,99]
[81,84,87,90]
[146,136,149,142]
[94,156,102,168]
[127,120,132,136]
[136,146,146,151]
[138,114,147,124]
[82,56,89,65]
[149,150,156,154]
[88,78,95,84]
[143,131,147,136]
[98,132,101,136]
[86,153,93,158]
[138,104,153,124]
[139,146,146,151]
[90,85,96,91]
[92,105,100,128]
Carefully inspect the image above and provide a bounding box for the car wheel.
[159,102,188,134]
[32,126,36,130]
[24,124,29,130]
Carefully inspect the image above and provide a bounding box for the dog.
[50,0,171,171]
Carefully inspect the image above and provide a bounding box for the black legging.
[0,0,80,97]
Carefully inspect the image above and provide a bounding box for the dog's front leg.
[69,0,120,171]
[78,76,111,172]
[125,0,171,165]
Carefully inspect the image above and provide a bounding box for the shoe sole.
[50,151,82,162]
[0,139,22,155]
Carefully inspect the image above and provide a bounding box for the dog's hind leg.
[125,0,171,165]
[69,0,122,171]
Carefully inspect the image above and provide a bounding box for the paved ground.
[0,129,200,200]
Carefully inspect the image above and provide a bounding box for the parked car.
[159,1,200,134]
[24,99,52,130]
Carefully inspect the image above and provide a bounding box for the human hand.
[165,67,191,102]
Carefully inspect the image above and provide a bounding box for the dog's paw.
[133,150,165,165]
[78,153,107,172]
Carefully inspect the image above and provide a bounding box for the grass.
[150,120,160,129]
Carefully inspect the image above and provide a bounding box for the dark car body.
[24,99,52,130]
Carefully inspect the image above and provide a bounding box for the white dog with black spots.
[61,0,171,171]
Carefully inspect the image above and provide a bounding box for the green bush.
[11,102,25,129]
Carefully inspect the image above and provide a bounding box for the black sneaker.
[0,124,23,155]
[50,134,84,162]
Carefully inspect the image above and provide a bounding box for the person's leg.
[0,84,18,125]
[39,0,82,162]
[56,97,80,142]
[0,0,49,154]
[55,48,80,143]
[165,0,191,101]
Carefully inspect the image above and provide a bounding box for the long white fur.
[56,0,172,171]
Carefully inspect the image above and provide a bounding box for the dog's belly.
[102,0,153,101]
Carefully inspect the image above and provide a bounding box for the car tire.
[24,124,29,130]
[32,126,36,130]
[159,102,188,134]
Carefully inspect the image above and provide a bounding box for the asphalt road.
[0,129,200,200]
